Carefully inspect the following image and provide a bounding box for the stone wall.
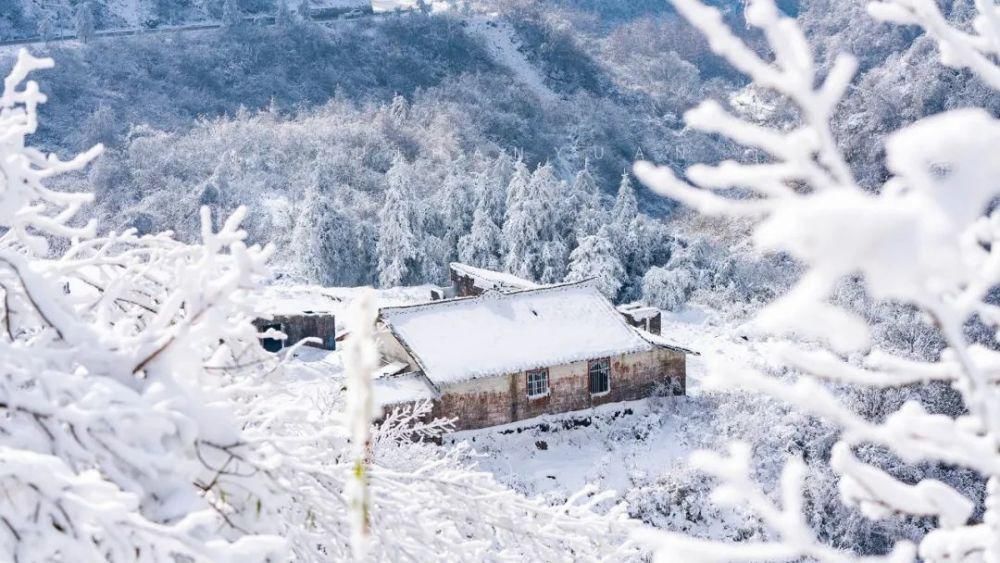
[253,313,337,351]
[431,347,686,431]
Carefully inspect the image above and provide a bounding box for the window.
[526,368,549,398]
[588,358,611,395]
[261,323,284,353]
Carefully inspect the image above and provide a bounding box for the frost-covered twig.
[868,0,1000,89]
[634,0,1000,560]
[0,51,638,562]
[638,443,916,562]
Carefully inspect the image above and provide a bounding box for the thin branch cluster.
[634,0,1000,561]
[0,48,638,562]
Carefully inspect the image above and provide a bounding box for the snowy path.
[465,17,559,105]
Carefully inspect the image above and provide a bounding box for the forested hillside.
[8,0,993,320]
[5,2,760,305]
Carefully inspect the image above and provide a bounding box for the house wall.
[430,348,686,431]
[253,314,337,351]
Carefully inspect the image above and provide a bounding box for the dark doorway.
[261,323,284,353]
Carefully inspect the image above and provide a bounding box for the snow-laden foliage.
[635,0,1000,560]
[0,49,284,562]
[0,49,647,561]
[566,227,626,299]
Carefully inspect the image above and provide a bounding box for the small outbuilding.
[252,287,340,352]
[376,280,691,431]
[448,262,538,298]
[617,303,663,336]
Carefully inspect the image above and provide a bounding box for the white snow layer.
[379,282,653,386]
[253,285,342,315]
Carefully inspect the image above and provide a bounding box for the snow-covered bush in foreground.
[634,0,1000,560]
[0,49,637,561]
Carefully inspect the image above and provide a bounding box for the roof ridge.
[378,279,598,317]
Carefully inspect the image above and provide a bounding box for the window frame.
[526,368,550,399]
[588,357,611,396]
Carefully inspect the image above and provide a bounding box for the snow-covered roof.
[253,285,341,316]
[379,281,657,386]
[618,304,661,321]
[449,262,538,292]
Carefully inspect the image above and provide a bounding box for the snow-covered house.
[252,287,340,352]
[377,281,689,431]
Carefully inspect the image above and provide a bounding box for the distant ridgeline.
[0,0,376,43]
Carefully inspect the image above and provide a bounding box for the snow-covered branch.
[0,48,637,562]
[868,0,1000,89]
[635,0,1000,560]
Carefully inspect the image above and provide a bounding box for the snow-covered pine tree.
[458,200,503,270]
[566,227,626,300]
[479,153,511,226]
[540,239,569,284]
[286,184,366,286]
[440,169,474,260]
[570,160,606,241]
[609,170,647,298]
[612,170,639,228]
[534,162,571,283]
[377,157,421,288]
[504,155,531,210]
[503,162,566,281]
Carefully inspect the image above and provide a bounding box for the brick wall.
[432,347,686,431]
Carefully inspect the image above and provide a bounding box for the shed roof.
[379,281,665,386]
[449,262,538,292]
[618,303,661,321]
[253,285,341,316]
